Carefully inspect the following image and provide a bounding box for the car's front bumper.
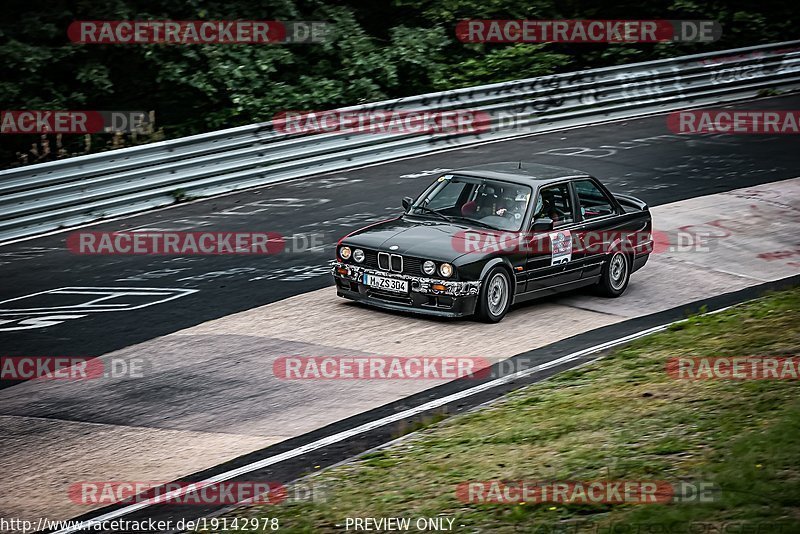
[331,262,481,318]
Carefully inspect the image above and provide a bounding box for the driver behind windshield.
[495,187,529,221]
[460,183,531,231]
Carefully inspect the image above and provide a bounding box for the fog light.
[422,260,436,275]
[353,249,365,263]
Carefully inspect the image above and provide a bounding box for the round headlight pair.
[340,246,364,263]
[422,260,453,278]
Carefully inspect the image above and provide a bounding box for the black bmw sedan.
[332,162,653,322]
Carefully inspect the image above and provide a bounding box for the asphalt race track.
[1,93,799,529]
[3,94,800,358]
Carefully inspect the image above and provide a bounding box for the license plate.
[363,273,409,293]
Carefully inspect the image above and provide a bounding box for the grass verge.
[219,288,800,533]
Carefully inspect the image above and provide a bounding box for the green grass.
[215,289,800,533]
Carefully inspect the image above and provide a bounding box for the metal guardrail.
[1,40,798,243]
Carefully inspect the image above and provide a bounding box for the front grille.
[377,252,403,273]
[347,248,427,276]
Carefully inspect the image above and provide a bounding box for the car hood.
[342,216,496,261]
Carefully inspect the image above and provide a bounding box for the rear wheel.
[596,250,630,297]
[476,266,512,323]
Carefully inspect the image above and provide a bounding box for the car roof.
[451,162,591,186]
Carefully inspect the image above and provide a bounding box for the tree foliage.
[0,0,796,166]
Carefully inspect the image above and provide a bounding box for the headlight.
[353,249,365,263]
[422,260,436,275]
[439,263,454,278]
[339,246,351,260]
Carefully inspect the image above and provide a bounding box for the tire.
[596,250,631,297]
[475,266,512,323]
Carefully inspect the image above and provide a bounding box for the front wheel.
[596,251,630,297]
[475,266,512,323]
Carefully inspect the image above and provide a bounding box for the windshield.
[408,175,532,231]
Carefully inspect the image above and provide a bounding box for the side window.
[533,183,574,226]
[574,179,615,219]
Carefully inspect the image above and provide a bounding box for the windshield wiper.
[410,205,454,223]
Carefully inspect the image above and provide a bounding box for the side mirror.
[532,218,554,232]
[402,196,414,212]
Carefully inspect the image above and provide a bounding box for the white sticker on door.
[549,230,573,266]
